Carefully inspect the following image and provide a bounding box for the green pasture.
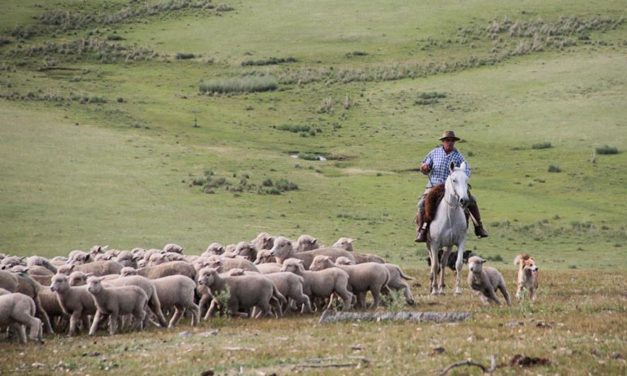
[0,0,626,269]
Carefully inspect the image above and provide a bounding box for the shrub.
[548,165,561,173]
[532,142,552,150]
[277,124,311,133]
[275,179,298,192]
[345,51,368,58]
[262,178,273,187]
[595,145,618,155]
[176,52,195,60]
[415,91,447,105]
[241,57,296,66]
[486,255,504,262]
[199,75,278,94]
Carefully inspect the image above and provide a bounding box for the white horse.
[427,161,470,295]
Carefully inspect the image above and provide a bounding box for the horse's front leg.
[438,247,452,295]
[428,246,439,295]
[454,243,466,295]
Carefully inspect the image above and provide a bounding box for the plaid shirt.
[421,146,471,187]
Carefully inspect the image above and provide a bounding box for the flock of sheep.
[0,232,420,344]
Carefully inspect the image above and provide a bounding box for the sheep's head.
[235,241,256,262]
[252,232,275,251]
[197,267,218,287]
[309,255,332,271]
[270,236,294,259]
[227,268,245,276]
[86,276,104,294]
[254,249,275,264]
[163,243,184,254]
[68,271,90,286]
[120,267,137,277]
[333,237,354,252]
[50,274,69,293]
[205,256,223,272]
[468,256,485,273]
[295,235,319,252]
[335,256,354,266]
[281,258,304,274]
[57,264,75,275]
[205,243,225,256]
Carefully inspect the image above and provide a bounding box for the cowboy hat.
[439,130,460,141]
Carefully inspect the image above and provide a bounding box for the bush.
[548,165,561,173]
[176,52,196,60]
[241,57,296,66]
[199,75,278,94]
[595,145,618,155]
[415,91,446,105]
[275,179,298,192]
[277,124,311,133]
[532,142,552,149]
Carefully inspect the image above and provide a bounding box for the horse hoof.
[454,289,463,295]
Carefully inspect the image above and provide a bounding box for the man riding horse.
[415,131,488,242]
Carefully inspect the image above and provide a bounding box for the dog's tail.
[513,253,530,267]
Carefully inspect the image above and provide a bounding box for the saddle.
[420,184,471,224]
[423,184,446,223]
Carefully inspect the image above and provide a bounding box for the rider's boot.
[415,211,429,243]
[468,202,488,238]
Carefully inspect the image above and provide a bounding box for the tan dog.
[513,254,539,301]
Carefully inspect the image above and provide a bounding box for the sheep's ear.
[69,264,76,271]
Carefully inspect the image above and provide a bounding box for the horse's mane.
[424,184,446,223]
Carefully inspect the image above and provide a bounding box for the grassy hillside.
[1,0,626,270]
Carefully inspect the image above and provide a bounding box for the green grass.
[1,269,625,375]
[0,0,626,370]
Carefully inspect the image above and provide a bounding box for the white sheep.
[270,236,355,269]
[467,256,511,305]
[309,255,390,308]
[0,291,43,344]
[86,276,148,336]
[332,238,386,264]
[150,275,200,328]
[50,273,98,336]
[197,267,281,319]
[280,258,353,311]
[335,257,415,306]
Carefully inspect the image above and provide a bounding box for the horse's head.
[446,161,469,208]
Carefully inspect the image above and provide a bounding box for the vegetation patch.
[199,75,278,94]
[8,0,223,39]
[7,37,159,64]
[241,57,296,66]
[532,142,552,150]
[274,124,320,137]
[175,52,196,60]
[595,145,618,155]
[187,170,298,195]
[415,91,447,105]
[548,165,561,173]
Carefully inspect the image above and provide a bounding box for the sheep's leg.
[168,305,183,328]
[34,296,54,334]
[187,303,200,326]
[205,299,219,320]
[149,297,167,328]
[356,292,366,309]
[299,295,313,313]
[499,285,512,306]
[89,311,104,336]
[453,246,465,295]
[69,312,81,336]
[337,290,353,311]
[108,313,118,335]
[198,294,211,318]
[10,323,27,344]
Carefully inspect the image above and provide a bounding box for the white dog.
[513,254,539,301]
